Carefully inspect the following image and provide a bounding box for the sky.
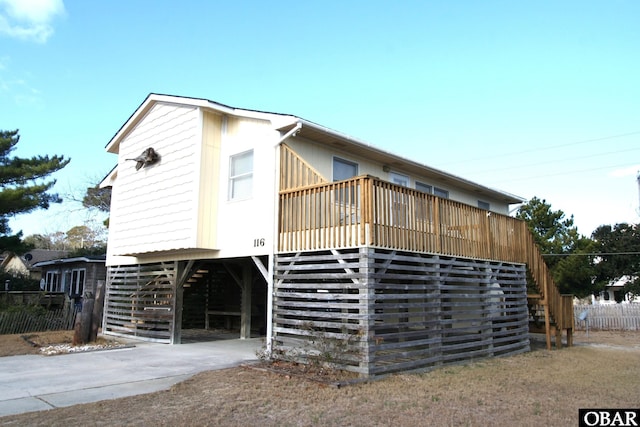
[1,0,639,239]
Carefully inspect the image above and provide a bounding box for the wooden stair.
[527,294,573,349]
[522,230,575,350]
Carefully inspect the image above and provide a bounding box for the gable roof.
[23,250,70,267]
[104,93,524,204]
[32,254,106,268]
[1,250,70,274]
[104,93,296,154]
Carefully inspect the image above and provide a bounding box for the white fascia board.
[104,94,235,154]
[99,165,117,188]
[105,93,295,154]
[32,257,105,267]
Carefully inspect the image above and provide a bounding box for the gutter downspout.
[266,121,302,354]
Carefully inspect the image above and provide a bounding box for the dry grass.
[1,330,639,426]
[0,330,75,356]
[0,331,120,357]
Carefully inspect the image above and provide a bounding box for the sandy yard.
[0,329,638,426]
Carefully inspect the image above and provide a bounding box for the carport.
[102,256,268,344]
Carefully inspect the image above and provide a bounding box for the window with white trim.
[229,150,253,200]
[45,271,61,292]
[332,157,359,224]
[434,187,449,199]
[416,182,432,194]
[389,172,409,187]
[387,172,410,227]
[415,182,433,222]
[70,269,86,297]
[333,157,358,181]
[63,270,72,294]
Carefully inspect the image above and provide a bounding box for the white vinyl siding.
[108,102,200,255]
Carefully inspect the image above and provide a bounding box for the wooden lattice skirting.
[103,262,177,343]
[273,247,530,377]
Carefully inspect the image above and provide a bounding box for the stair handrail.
[520,222,573,330]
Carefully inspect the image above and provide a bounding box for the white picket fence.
[574,304,640,331]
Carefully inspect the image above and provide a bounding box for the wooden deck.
[279,175,573,350]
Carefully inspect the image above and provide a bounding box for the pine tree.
[0,129,70,252]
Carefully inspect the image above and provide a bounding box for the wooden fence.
[0,305,79,335]
[574,304,640,331]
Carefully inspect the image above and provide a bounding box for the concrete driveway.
[0,338,263,417]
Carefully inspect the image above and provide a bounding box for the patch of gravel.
[38,342,132,356]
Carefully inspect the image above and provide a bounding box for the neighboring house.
[591,276,639,304]
[32,255,107,308]
[100,93,572,376]
[1,250,69,281]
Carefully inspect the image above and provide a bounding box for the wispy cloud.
[0,0,65,43]
[0,57,44,108]
[610,165,640,178]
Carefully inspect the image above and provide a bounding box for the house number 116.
[253,238,265,247]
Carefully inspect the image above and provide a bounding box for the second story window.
[434,187,449,199]
[389,172,409,187]
[333,157,358,181]
[416,182,432,194]
[478,200,490,210]
[229,150,253,201]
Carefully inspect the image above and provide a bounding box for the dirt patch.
[572,329,640,347]
[0,331,126,357]
[249,360,361,387]
[1,330,639,426]
[0,330,73,357]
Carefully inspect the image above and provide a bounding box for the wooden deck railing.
[279,175,529,262]
[279,175,573,335]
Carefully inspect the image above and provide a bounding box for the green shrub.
[0,271,40,291]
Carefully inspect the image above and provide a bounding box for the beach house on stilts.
[100,94,573,377]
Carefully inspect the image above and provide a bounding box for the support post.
[266,253,274,353]
[359,247,375,376]
[543,301,551,350]
[172,261,184,344]
[90,280,105,342]
[240,263,252,339]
